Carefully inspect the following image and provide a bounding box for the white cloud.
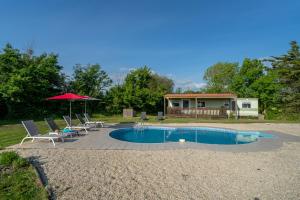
[109,67,136,84]
[119,67,136,72]
[175,80,207,91]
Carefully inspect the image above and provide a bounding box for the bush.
[265,109,300,120]
[0,152,29,169]
[0,151,48,200]
[0,151,19,166]
[12,157,29,169]
[0,166,48,200]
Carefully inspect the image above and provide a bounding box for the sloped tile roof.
[164,93,237,98]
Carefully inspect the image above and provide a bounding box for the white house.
[163,93,259,118]
[236,98,259,117]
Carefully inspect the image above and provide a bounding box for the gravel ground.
[18,141,300,200]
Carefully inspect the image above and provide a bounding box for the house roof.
[164,93,237,99]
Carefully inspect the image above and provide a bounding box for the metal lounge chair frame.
[75,114,96,128]
[140,112,148,121]
[83,113,104,128]
[45,117,77,137]
[20,120,64,147]
[157,112,165,121]
[63,116,89,133]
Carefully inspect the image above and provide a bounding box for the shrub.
[265,109,300,120]
[0,151,19,166]
[0,166,48,199]
[12,157,29,169]
[0,151,47,199]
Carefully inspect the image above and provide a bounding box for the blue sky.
[1,0,300,90]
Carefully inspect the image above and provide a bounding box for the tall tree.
[122,66,154,110]
[70,64,112,97]
[0,44,64,118]
[249,69,282,113]
[174,87,182,93]
[148,74,174,94]
[230,58,265,97]
[105,84,125,114]
[268,41,300,114]
[106,66,174,113]
[203,62,238,93]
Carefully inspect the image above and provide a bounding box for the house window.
[172,101,180,107]
[198,101,205,108]
[224,103,229,108]
[242,102,251,108]
[183,100,189,108]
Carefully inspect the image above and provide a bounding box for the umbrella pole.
[70,101,72,126]
[85,100,87,115]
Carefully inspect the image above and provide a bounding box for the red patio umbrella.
[46,93,86,125]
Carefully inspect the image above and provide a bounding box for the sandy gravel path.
[18,141,300,200]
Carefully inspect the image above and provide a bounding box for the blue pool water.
[109,126,273,145]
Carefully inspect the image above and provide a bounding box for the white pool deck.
[9,123,300,152]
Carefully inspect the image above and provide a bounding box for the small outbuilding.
[236,98,259,117]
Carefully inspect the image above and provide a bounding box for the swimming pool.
[109,126,273,145]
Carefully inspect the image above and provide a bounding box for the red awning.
[46,93,86,100]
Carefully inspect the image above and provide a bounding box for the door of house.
[231,101,236,111]
[182,100,189,109]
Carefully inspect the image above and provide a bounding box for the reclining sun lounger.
[63,115,90,133]
[156,112,165,121]
[75,114,96,128]
[45,117,78,137]
[21,120,64,147]
[83,113,104,128]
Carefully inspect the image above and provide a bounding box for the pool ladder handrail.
[135,122,145,131]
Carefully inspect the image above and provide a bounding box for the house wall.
[203,99,231,109]
[168,99,231,109]
[237,98,258,117]
[168,99,182,108]
[166,97,259,117]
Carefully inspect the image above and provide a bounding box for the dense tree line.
[0,44,173,118]
[0,44,113,119]
[0,41,299,119]
[203,41,300,119]
[0,44,65,118]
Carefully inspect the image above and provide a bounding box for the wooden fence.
[166,107,228,118]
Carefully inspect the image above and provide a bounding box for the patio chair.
[156,112,165,121]
[140,112,149,122]
[75,114,96,128]
[84,113,104,128]
[141,112,148,120]
[20,120,64,147]
[44,117,78,137]
[63,116,89,133]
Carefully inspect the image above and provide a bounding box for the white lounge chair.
[84,113,104,127]
[63,116,89,133]
[75,114,96,128]
[45,117,78,137]
[21,120,64,147]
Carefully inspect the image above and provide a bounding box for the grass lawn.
[0,151,48,200]
[92,114,300,124]
[1,114,299,149]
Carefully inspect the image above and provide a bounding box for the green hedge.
[0,151,48,200]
